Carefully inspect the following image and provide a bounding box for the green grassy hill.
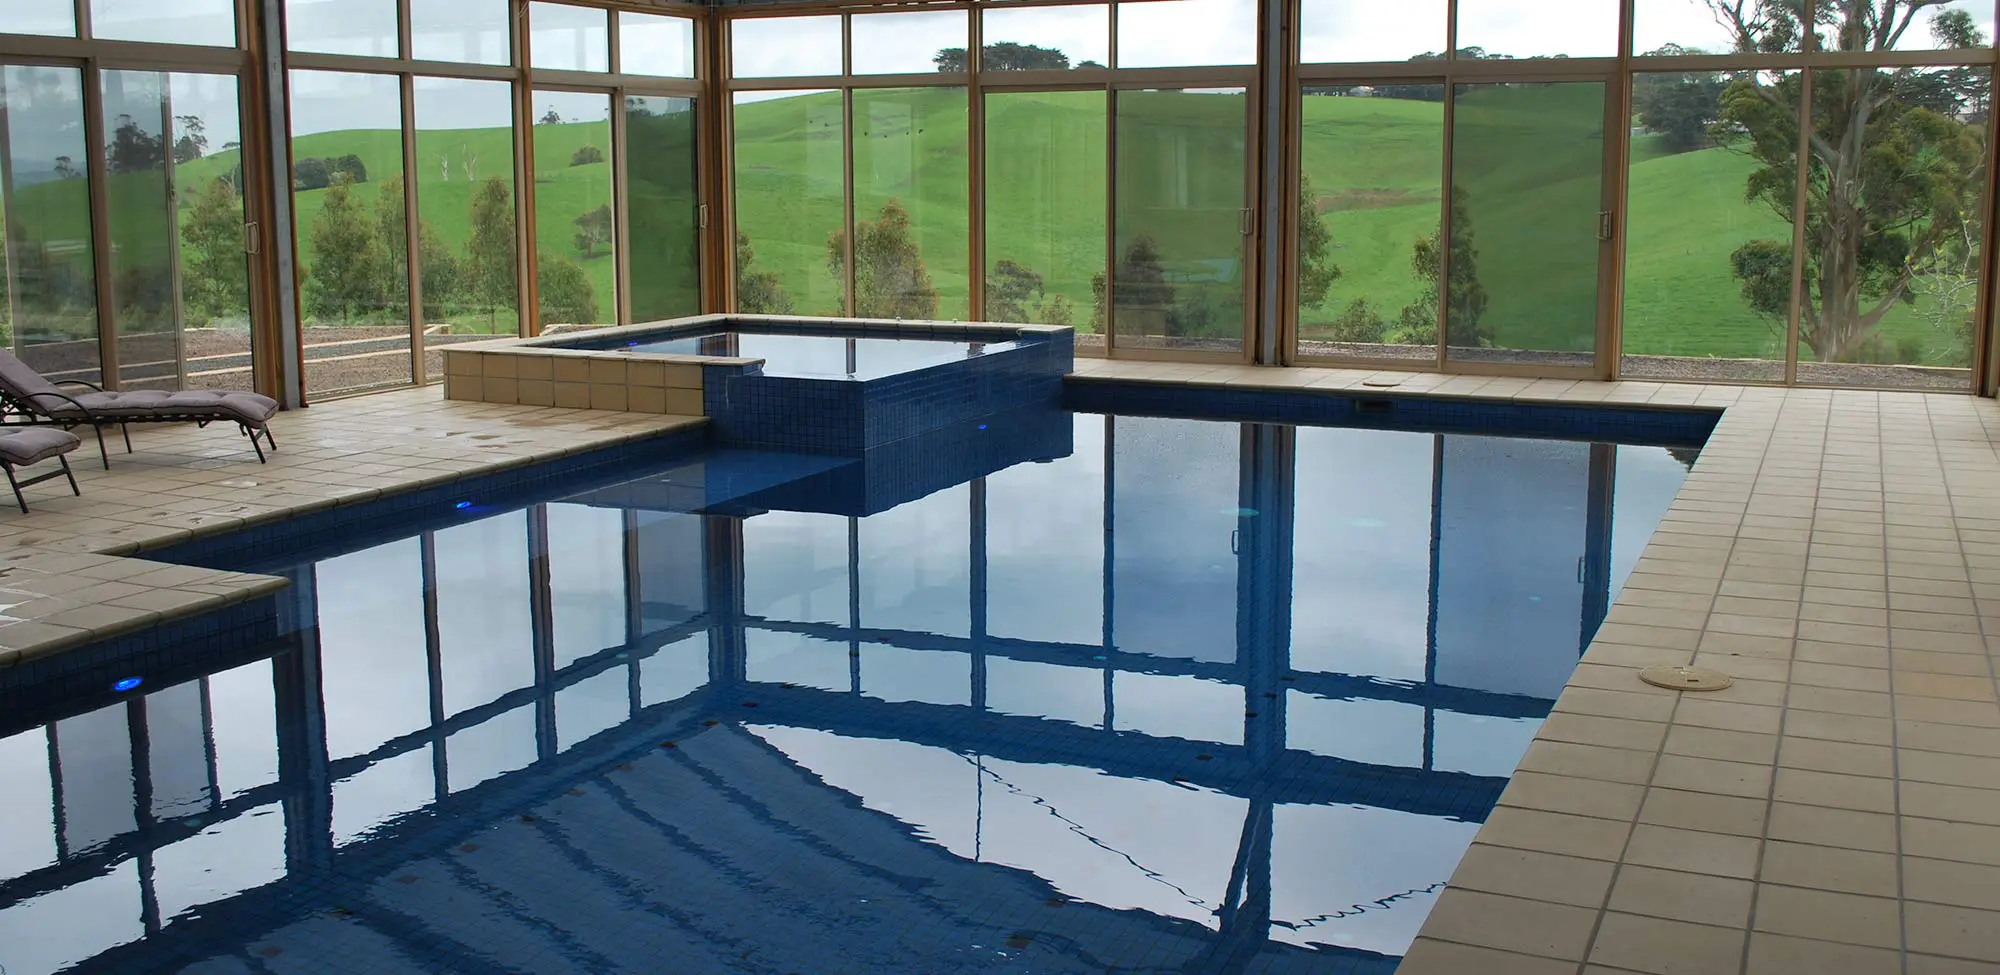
[1,87,1968,364]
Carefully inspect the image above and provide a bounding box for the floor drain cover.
[1638,665,1734,691]
[1361,378,1403,388]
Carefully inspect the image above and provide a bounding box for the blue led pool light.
[113,677,143,692]
[454,501,473,510]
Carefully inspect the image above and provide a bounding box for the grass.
[1,86,1969,363]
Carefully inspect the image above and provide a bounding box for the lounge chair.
[0,427,81,513]
[0,350,279,468]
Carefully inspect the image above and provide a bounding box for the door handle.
[1231,528,1240,555]
[1597,210,1613,241]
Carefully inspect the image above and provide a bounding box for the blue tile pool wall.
[704,331,1070,454]
[1064,377,1719,447]
[0,592,288,708]
[721,405,1075,517]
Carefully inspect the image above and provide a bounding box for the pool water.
[0,413,1693,975]
[582,327,1009,380]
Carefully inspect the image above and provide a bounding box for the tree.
[465,177,518,326]
[303,181,388,323]
[1398,186,1488,347]
[572,204,612,257]
[293,156,333,191]
[376,174,461,321]
[1708,0,1987,362]
[1090,234,1175,331]
[179,176,247,326]
[985,259,1075,324]
[105,115,163,174]
[51,156,79,180]
[1323,299,1389,344]
[1297,172,1341,309]
[172,114,208,165]
[537,252,599,325]
[539,108,564,125]
[331,153,368,184]
[936,42,1071,72]
[735,231,793,314]
[570,144,605,166]
[828,198,938,319]
[1631,53,1727,153]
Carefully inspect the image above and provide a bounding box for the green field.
[1,84,1971,364]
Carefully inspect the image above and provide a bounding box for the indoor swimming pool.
[566,324,1020,380]
[0,411,1697,975]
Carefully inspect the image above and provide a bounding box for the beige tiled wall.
[443,348,705,415]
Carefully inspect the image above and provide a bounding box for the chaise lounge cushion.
[0,427,81,466]
[57,389,280,427]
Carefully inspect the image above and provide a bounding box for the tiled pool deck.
[8,361,2000,973]
[0,388,701,668]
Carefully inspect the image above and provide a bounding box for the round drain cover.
[1361,378,1403,388]
[1638,664,1734,691]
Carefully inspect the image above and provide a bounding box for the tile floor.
[10,362,2000,974]
[0,387,701,667]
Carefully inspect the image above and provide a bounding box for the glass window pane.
[732,90,844,316]
[619,12,696,78]
[284,0,398,56]
[850,87,968,320]
[1632,0,1801,54]
[531,1,610,72]
[171,73,253,391]
[1827,0,1995,51]
[984,90,1103,344]
[1621,69,1790,382]
[415,76,520,377]
[852,10,966,75]
[744,511,848,623]
[0,0,76,36]
[1445,81,1604,367]
[731,15,841,78]
[1116,0,1256,67]
[1300,0,1446,62]
[1798,66,1983,390]
[1456,0,1616,58]
[547,502,625,665]
[288,70,411,396]
[101,71,176,389]
[980,5,1109,70]
[1112,88,1247,352]
[91,0,235,46]
[1296,83,1442,361]
[1290,427,1434,681]
[626,95,702,321]
[533,90,615,330]
[411,0,511,65]
[2,65,100,386]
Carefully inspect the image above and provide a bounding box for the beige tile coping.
[1075,358,2000,975]
[0,386,704,670]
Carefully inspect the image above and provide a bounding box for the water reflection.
[0,413,1691,975]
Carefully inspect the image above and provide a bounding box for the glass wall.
[413,75,520,379]
[732,89,845,316]
[0,65,99,385]
[983,90,1104,343]
[288,70,411,397]
[724,4,1258,357]
[1292,0,1995,389]
[533,90,615,331]
[1294,83,1443,361]
[625,95,702,322]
